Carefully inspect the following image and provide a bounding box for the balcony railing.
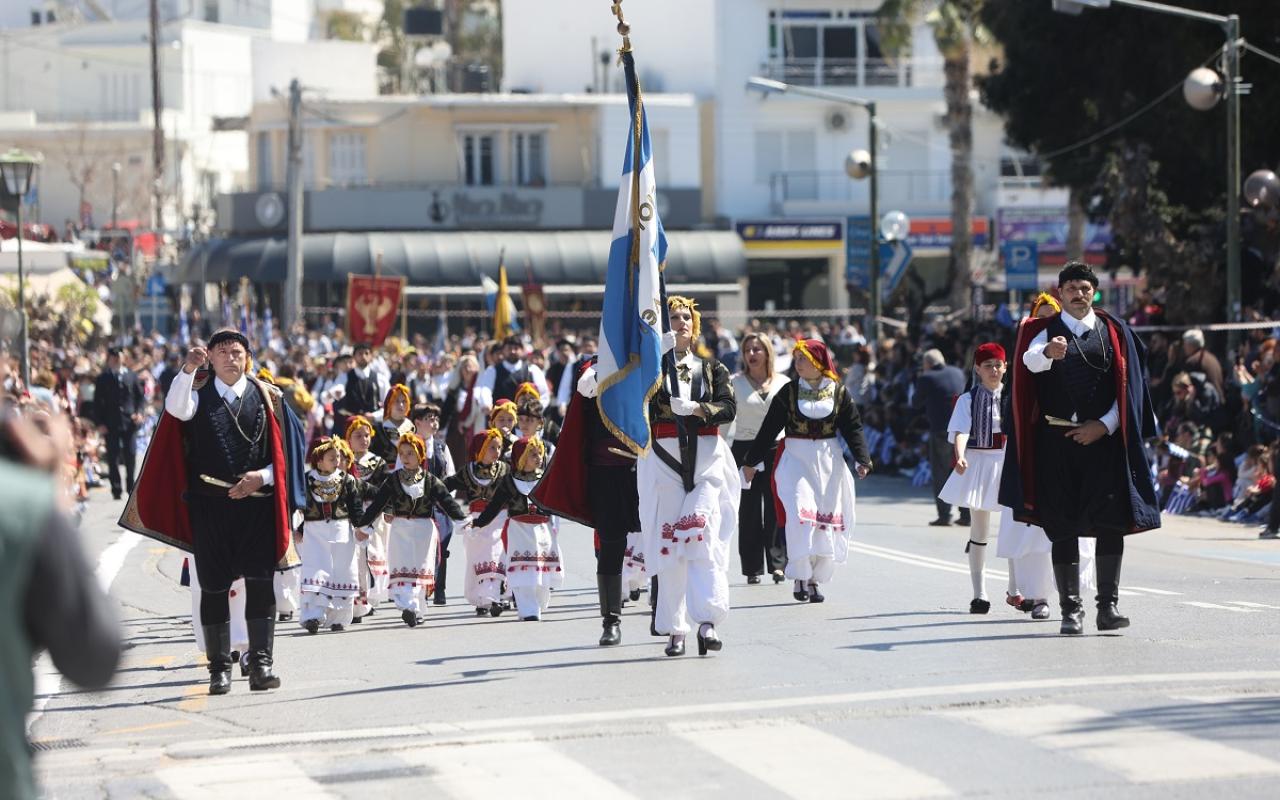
[758,57,943,89]
[770,170,953,210]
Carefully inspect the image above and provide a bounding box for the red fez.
[974,342,1006,365]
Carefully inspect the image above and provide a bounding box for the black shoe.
[366,607,375,616]
[629,588,642,601]
[807,583,825,603]
[112,492,122,501]
[489,602,503,617]
[1095,553,1131,631]
[277,612,293,622]
[665,635,686,657]
[521,616,539,621]
[969,598,991,614]
[772,571,785,584]
[597,574,623,645]
[747,575,762,585]
[696,624,722,656]
[246,618,281,691]
[433,594,448,605]
[1260,528,1280,540]
[956,511,972,526]
[928,518,952,527]
[203,623,232,695]
[1054,563,1085,635]
[402,609,419,627]
[239,652,250,678]
[649,575,662,636]
[793,580,809,602]
[475,607,489,616]
[599,619,621,646]
[303,618,320,634]
[330,623,345,632]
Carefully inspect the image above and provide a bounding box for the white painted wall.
[502,0,717,96]
[250,38,379,102]
[594,95,701,190]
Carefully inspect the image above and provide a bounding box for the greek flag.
[596,58,667,455]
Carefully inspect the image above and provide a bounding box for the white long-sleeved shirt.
[729,373,790,442]
[945,387,1003,444]
[164,368,275,485]
[333,364,390,408]
[476,359,551,407]
[1022,310,1119,434]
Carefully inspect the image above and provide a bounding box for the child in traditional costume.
[371,383,414,464]
[412,403,456,605]
[447,429,512,617]
[298,437,367,633]
[470,437,563,620]
[356,432,467,627]
[488,400,520,463]
[639,296,739,657]
[345,415,389,620]
[744,339,871,605]
[938,342,1019,615]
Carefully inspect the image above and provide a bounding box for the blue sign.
[846,215,873,289]
[881,240,913,300]
[1003,240,1038,291]
[146,273,167,297]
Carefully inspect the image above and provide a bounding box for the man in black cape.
[1000,262,1161,635]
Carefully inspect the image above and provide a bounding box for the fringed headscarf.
[512,436,546,474]
[344,415,375,442]
[383,383,412,420]
[667,295,701,341]
[793,339,839,382]
[470,428,504,464]
[514,381,541,408]
[308,436,344,468]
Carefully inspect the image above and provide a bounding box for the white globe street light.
[880,210,911,242]
[845,149,872,180]
[1183,67,1223,111]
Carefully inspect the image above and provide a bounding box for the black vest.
[427,442,447,479]
[186,379,270,485]
[340,368,379,414]
[493,361,532,403]
[1036,315,1117,422]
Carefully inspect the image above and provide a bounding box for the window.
[256,132,272,188]
[328,132,367,186]
[771,13,895,88]
[512,132,546,187]
[462,133,497,186]
[755,129,816,199]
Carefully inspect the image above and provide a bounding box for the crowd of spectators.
[9,292,1280,536]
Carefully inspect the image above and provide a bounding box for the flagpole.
[612,0,691,490]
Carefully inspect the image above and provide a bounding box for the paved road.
[29,476,1280,798]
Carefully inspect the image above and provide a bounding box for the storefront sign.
[737,219,844,250]
[996,207,1111,254]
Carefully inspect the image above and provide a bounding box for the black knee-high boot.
[1095,553,1130,631]
[202,623,232,695]
[597,575,622,646]
[1053,562,1085,635]
[434,553,449,605]
[649,575,661,637]
[246,617,281,690]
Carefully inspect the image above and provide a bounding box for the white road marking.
[29,530,142,733]
[947,703,1280,783]
[1125,585,1182,596]
[397,738,636,799]
[1182,601,1263,613]
[175,671,1280,752]
[1225,601,1280,610]
[673,721,950,799]
[158,754,336,799]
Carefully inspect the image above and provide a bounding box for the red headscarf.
[794,339,839,382]
[469,428,503,463]
[511,437,546,473]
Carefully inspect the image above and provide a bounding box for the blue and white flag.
[596,62,667,455]
[261,305,273,350]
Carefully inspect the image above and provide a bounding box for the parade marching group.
[120,262,1160,694]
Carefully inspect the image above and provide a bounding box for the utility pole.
[149,0,163,231]
[283,78,304,332]
[1224,13,1242,352]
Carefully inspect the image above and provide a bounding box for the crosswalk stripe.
[946,703,1280,783]
[397,739,636,798]
[673,721,951,799]
[1182,601,1263,613]
[158,755,336,799]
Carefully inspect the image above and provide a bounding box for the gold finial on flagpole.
[610,1,631,54]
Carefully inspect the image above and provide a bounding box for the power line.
[1244,41,1280,70]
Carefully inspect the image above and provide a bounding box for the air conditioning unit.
[824,107,851,133]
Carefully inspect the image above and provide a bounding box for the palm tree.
[877,0,988,315]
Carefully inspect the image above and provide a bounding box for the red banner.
[347,274,404,346]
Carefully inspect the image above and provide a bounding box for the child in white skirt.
[298,437,367,633]
[939,342,1021,614]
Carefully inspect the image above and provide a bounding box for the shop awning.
[173,230,745,286]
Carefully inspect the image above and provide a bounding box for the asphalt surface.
[28,475,1280,799]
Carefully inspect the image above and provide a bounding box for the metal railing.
[770,170,953,207]
[758,57,942,89]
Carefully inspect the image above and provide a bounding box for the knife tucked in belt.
[1043,415,1079,428]
[199,474,273,498]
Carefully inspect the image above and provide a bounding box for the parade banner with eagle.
[347,273,404,346]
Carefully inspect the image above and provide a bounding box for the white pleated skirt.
[939,448,1005,512]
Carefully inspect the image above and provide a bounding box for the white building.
[0,8,375,238]
[504,0,1012,312]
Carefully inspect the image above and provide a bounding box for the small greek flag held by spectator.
[1165,482,1196,515]
[912,460,932,488]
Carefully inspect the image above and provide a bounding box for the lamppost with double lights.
[1,148,41,387]
[745,76,882,343]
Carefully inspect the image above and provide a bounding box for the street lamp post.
[1,148,42,388]
[746,76,880,343]
[1053,0,1242,348]
[111,161,122,228]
